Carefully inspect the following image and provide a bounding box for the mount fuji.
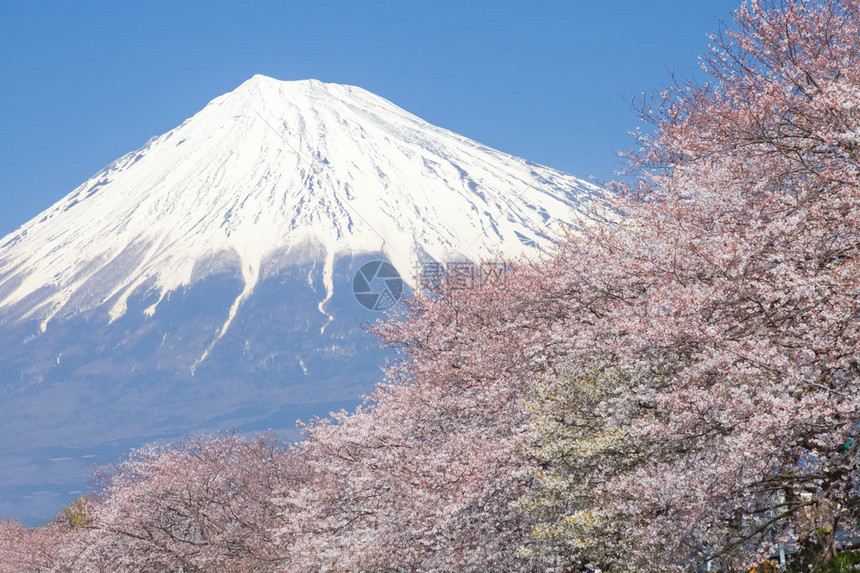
[0,75,604,524]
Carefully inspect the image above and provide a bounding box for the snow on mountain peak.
[0,76,604,342]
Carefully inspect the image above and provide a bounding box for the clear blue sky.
[0,1,736,237]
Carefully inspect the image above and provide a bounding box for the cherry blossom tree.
[68,432,300,572]
[0,520,56,572]
[271,269,561,571]
[519,0,860,569]
[0,505,97,573]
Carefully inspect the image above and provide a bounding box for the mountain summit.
[0,76,603,524]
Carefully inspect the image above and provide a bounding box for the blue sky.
[0,1,736,237]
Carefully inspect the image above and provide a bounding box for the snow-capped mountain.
[0,75,599,335]
[0,75,604,524]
